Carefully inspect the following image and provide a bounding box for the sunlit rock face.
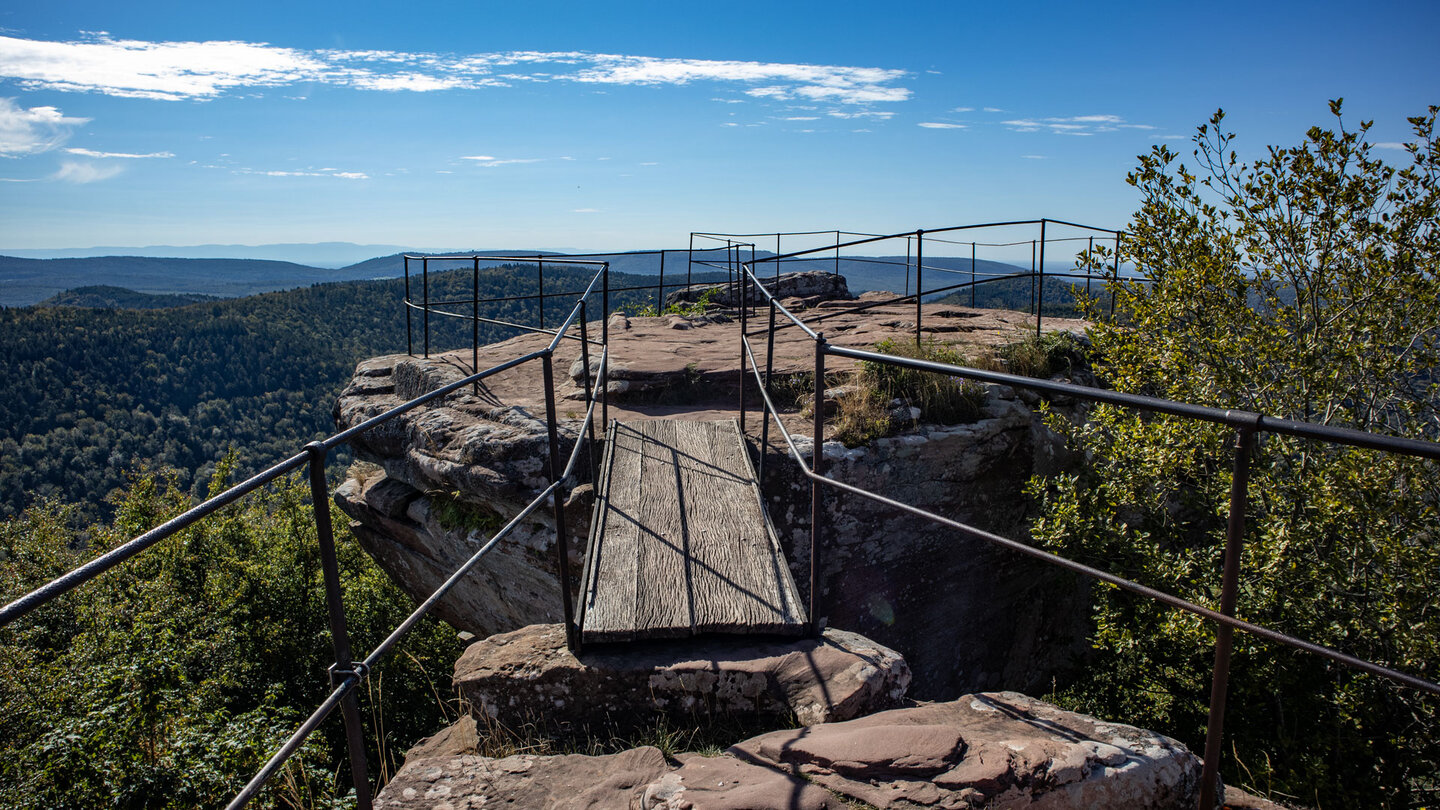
[764,382,1091,700]
[332,298,1094,699]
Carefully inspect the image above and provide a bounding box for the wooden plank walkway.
[578,419,807,643]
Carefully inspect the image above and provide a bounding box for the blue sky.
[1,0,1436,253]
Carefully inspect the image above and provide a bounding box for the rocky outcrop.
[380,692,1209,809]
[376,745,838,809]
[665,269,852,309]
[332,352,590,637]
[333,297,1095,696]
[454,623,911,733]
[766,380,1091,699]
[732,692,1206,808]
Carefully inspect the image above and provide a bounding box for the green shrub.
[0,458,464,809]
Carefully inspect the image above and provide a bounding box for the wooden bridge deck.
[578,419,807,643]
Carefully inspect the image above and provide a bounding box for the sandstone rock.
[336,472,575,637]
[641,753,837,809]
[732,692,1206,809]
[382,745,839,809]
[665,270,852,309]
[402,715,480,765]
[766,385,1091,699]
[454,624,910,733]
[335,299,1096,689]
[376,746,671,809]
[384,692,1211,809]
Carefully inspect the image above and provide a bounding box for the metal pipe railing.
[4,256,614,809]
[736,251,1440,810]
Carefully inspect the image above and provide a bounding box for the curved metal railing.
[733,230,1440,810]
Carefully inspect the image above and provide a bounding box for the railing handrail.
[2,257,613,810]
[734,249,1440,810]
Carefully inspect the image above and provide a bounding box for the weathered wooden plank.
[581,418,806,643]
[633,419,695,637]
[674,420,773,633]
[702,419,804,632]
[580,421,644,642]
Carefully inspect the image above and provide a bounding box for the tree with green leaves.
[0,458,463,809]
[1029,102,1439,805]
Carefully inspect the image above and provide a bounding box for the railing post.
[833,230,840,276]
[759,298,777,487]
[602,263,610,430]
[579,303,598,487]
[422,257,430,358]
[687,235,694,290]
[914,230,924,347]
[739,264,748,435]
[657,250,665,313]
[472,257,480,392]
[1036,219,1047,339]
[810,335,826,635]
[404,256,413,356]
[970,242,976,308]
[1198,424,1257,810]
[304,442,373,810]
[541,354,577,648]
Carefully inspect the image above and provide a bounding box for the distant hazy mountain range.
[1,243,1079,308]
[0,242,413,268]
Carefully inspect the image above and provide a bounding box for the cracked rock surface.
[379,691,1208,809]
[453,623,911,733]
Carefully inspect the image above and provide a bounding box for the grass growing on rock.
[470,706,799,762]
[995,330,1088,378]
[829,338,988,447]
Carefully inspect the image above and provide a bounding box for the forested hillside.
[0,264,672,523]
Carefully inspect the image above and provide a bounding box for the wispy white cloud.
[982,107,1004,113]
[1374,142,1410,150]
[235,167,369,179]
[0,98,89,156]
[953,106,974,112]
[461,156,543,167]
[54,160,123,183]
[570,55,908,105]
[918,122,965,129]
[826,109,894,120]
[0,35,330,100]
[782,115,819,121]
[573,208,599,213]
[0,34,910,108]
[64,147,173,158]
[1002,113,1152,135]
[1021,154,1046,159]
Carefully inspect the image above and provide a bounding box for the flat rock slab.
[379,745,839,809]
[376,746,670,809]
[387,692,1211,809]
[732,691,1206,808]
[454,623,911,733]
